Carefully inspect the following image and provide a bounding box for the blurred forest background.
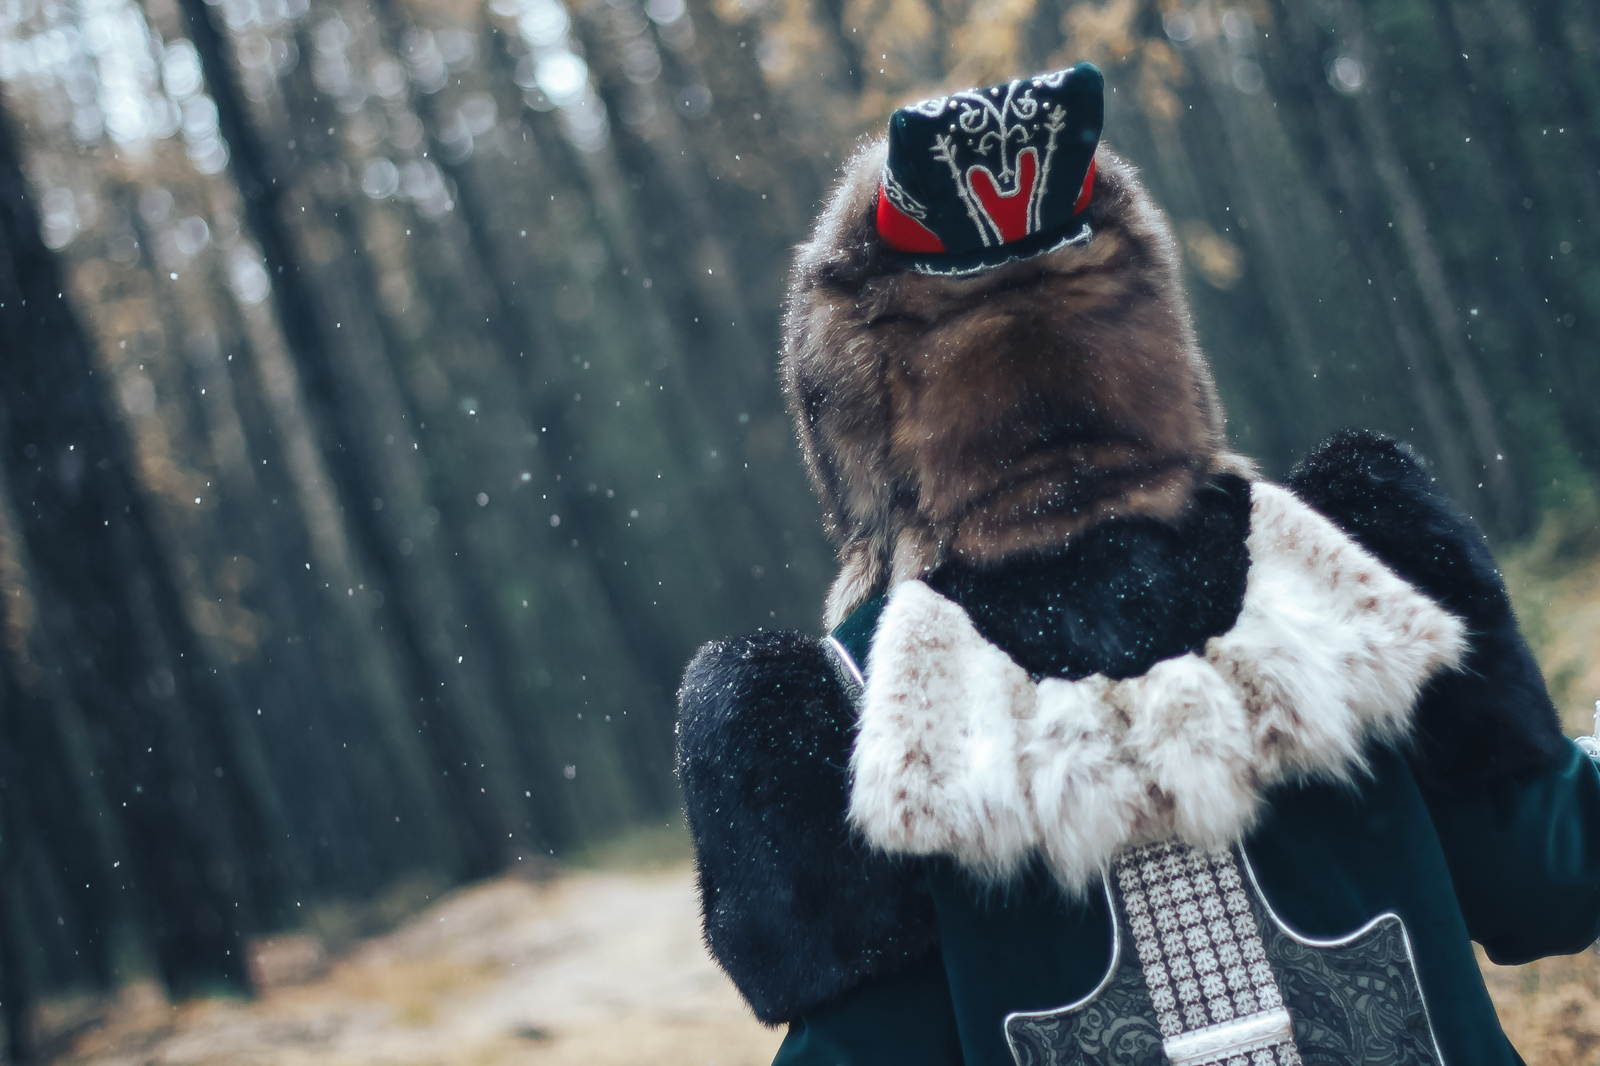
[1,0,1599,1057]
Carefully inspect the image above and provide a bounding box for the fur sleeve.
[1286,430,1566,788]
[676,632,939,1024]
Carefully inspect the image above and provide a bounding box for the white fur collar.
[847,482,1467,892]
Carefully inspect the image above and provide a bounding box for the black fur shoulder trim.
[928,474,1252,681]
[1287,430,1565,788]
[677,632,938,1024]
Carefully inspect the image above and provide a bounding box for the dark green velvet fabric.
[1424,739,1600,965]
[770,861,1111,1066]
[771,594,1600,1065]
[830,592,885,675]
[926,862,1113,1066]
[772,950,963,1065]
[772,731,1600,1065]
[1245,742,1518,1066]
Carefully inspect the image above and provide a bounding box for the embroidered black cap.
[876,63,1104,275]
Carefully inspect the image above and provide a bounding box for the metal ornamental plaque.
[1004,841,1442,1066]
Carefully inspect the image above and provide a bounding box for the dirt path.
[62,867,784,1066]
[52,861,1600,1066]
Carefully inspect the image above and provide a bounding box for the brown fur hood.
[780,138,1255,628]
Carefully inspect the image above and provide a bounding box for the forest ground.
[41,856,1600,1066]
[47,840,787,1066]
[34,513,1600,1066]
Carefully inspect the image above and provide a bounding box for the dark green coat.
[776,597,1600,1066]
[679,435,1587,1066]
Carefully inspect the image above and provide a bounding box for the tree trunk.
[1324,0,1524,532]
[1262,0,1499,520]
[178,0,555,869]
[0,90,254,998]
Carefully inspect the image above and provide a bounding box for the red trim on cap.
[968,148,1039,244]
[1072,157,1096,215]
[876,186,946,254]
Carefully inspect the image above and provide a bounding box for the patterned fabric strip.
[1113,840,1304,1066]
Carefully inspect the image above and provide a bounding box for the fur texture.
[1287,430,1567,787]
[676,632,937,1024]
[786,139,1256,630]
[678,437,1556,1021]
[927,473,1252,680]
[848,483,1468,892]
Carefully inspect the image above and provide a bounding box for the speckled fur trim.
[847,482,1468,892]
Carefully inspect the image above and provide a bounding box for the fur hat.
[781,107,1256,629]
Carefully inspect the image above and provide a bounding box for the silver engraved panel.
[1004,840,1443,1066]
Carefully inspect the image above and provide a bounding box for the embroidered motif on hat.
[876,63,1104,274]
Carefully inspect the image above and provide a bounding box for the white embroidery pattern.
[880,167,930,220]
[919,79,1068,247]
[1115,840,1303,1066]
